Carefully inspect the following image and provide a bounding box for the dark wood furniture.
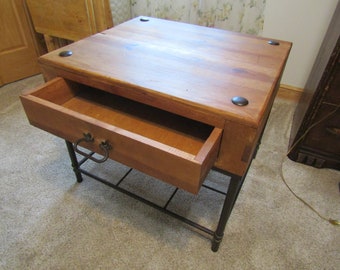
[288,5,340,170]
[20,17,291,251]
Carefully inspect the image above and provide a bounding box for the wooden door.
[0,0,41,86]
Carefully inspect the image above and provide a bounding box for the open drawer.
[20,77,222,194]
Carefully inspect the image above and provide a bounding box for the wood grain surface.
[29,17,291,179]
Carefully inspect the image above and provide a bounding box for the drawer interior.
[32,79,215,156]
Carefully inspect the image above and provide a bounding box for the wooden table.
[20,17,291,251]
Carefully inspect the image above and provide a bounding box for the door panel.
[0,0,40,86]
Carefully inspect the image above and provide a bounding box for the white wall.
[262,0,338,88]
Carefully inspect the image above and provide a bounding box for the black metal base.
[65,140,246,252]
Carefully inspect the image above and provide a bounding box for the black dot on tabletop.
[231,96,249,106]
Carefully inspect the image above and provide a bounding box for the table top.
[39,16,292,127]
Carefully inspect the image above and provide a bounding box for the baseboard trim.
[278,84,303,101]
[280,84,304,93]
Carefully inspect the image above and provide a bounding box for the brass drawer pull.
[73,133,112,163]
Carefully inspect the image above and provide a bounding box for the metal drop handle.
[73,133,112,163]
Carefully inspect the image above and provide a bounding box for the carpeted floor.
[1,75,339,269]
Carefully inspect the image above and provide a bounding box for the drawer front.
[20,78,222,194]
[303,104,340,155]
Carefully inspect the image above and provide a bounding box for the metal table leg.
[211,173,244,252]
[65,140,83,183]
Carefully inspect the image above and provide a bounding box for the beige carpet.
[1,75,339,269]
